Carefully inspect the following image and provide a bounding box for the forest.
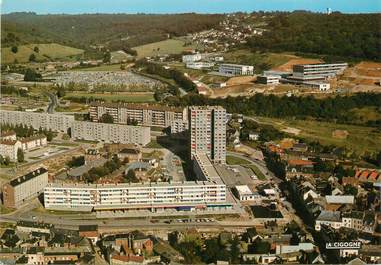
[247,12,381,61]
[2,12,223,50]
[165,92,381,126]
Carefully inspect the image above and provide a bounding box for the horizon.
[1,0,380,15]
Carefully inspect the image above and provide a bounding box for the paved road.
[46,92,58,114]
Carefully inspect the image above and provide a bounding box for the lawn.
[244,164,266,180]
[133,39,195,59]
[2,43,84,64]
[226,155,251,165]
[64,92,155,103]
[255,116,381,155]
[223,49,293,73]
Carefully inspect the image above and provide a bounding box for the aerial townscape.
[0,1,380,265]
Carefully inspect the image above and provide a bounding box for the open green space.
[256,116,381,155]
[251,206,283,218]
[2,43,84,64]
[64,92,155,103]
[226,155,251,165]
[224,49,294,73]
[133,39,194,59]
[244,164,266,180]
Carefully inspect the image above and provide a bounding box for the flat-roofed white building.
[257,75,281,85]
[20,135,48,151]
[291,63,348,81]
[2,167,48,208]
[189,106,226,164]
[234,185,261,201]
[170,119,188,134]
[0,110,74,132]
[44,180,228,212]
[182,54,203,63]
[219,64,254,76]
[71,121,151,146]
[305,82,331,91]
[186,62,215,70]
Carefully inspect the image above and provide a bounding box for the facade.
[291,63,348,81]
[20,135,48,151]
[189,106,226,164]
[0,110,74,132]
[89,102,187,128]
[0,139,22,161]
[219,64,254,76]
[170,119,188,134]
[234,185,261,201]
[2,167,48,208]
[0,130,17,141]
[44,180,228,212]
[305,81,331,91]
[71,121,151,146]
[186,62,215,69]
[257,75,281,85]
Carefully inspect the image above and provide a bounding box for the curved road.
[46,92,58,113]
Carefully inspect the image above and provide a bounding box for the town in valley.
[0,1,380,265]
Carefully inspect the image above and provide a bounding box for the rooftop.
[326,195,354,204]
[90,102,184,112]
[9,167,48,187]
[317,210,341,222]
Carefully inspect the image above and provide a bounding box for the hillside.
[247,12,381,61]
[1,43,84,64]
[2,12,223,51]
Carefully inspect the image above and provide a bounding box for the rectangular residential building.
[291,63,348,81]
[0,140,22,161]
[71,121,151,146]
[44,181,228,212]
[0,110,74,132]
[20,135,48,151]
[257,75,281,85]
[89,102,187,128]
[2,167,48,208]
[219,64,254,76]
[189,106,226,164]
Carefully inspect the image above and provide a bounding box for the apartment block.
[291,63,348,81]
[219,64,254,76]
[0,110,74,132]
[0,140,22,161]
[71,121,150,146]
[2,167,48,208]
[170,119,188,134]
[44,181,227,212]
[89,102,187,128]
[20,135,48,151]
[0,130,17,141]
[189,106,226,164]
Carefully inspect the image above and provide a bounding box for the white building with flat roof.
[257,75,281,85]
[44,180,228,212]
[0,110,74,132]
[189,106,226,164]
[219,64,254,76]
[71,121,151,146]
[291,63,348,81]
[0,139,22,161]
[234,185,261,201]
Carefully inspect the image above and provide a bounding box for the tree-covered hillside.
[248,12,381,61]
[2,12,223,50]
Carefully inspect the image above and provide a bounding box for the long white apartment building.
[219,64,254,76]
[189,106,226,164]
[89,102,187,128]
[291,63,348,81]
[71,121,151,146]
[0,110,74,132]
[44,180,228,212]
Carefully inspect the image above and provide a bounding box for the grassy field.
[2,43,84,64]
[224,49,293,73]
[133,39,194,59]
[64,92,155,103]
[226,155,250,165]
[244,164,266,180]
[256,116,381,155]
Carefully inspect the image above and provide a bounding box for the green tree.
[29,53,36,62]
[4,156,11,165]
[56,87,65,98]
[17,148,24,163]
[100,113,114,123]
[124,169,139,183]
[103,51,111,63]
[34,46,39,53]
[11,46,18,54]
[24,68,42,81]
[0,155,4,165]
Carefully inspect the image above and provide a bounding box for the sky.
[1,0,380,14]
